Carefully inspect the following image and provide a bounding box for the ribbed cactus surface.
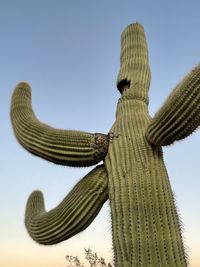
[11,82,109,167]
[10,22,200,267]
[106,101,186,266]
[25,165,108,245]
[146,64,200,146]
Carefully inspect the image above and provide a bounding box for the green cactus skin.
[25,164,108,245]
[10,82,109,167]
[10,22,200,266]
[146,64,200,146]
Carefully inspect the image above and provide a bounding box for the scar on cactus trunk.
[10,22,200,267]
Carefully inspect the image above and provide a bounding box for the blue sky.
[0,1,200,266]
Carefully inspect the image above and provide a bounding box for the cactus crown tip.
[15,81,31,89]
[122,22,144,33]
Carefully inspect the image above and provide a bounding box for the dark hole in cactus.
[117,79,130,94]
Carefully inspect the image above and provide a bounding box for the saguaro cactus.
[10,23,200,267]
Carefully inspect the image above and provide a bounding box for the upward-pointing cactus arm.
[146,64,200,146]
[10,82,109,167]
[25,164,108,245]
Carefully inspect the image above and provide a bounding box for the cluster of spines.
[10,82,109,167]
[25,164,108,245]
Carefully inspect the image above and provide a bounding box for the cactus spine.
[10,23,200,267]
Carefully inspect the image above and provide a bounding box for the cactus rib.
[25,164,108,245]
[146,64,200,146]
[10,82,109,166]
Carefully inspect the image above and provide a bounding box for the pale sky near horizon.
[0,1,200,266]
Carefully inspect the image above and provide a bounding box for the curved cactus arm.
[146,64,200,146]
[25,164,108,245]
[10,82,109,167]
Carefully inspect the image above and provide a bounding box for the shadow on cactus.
[10,23,200,267]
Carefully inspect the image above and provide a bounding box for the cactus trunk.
[105,100,187,266]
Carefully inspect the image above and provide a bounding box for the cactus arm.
[10,82,109,167]
[25,164,108,245]
[146,64,200,146]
